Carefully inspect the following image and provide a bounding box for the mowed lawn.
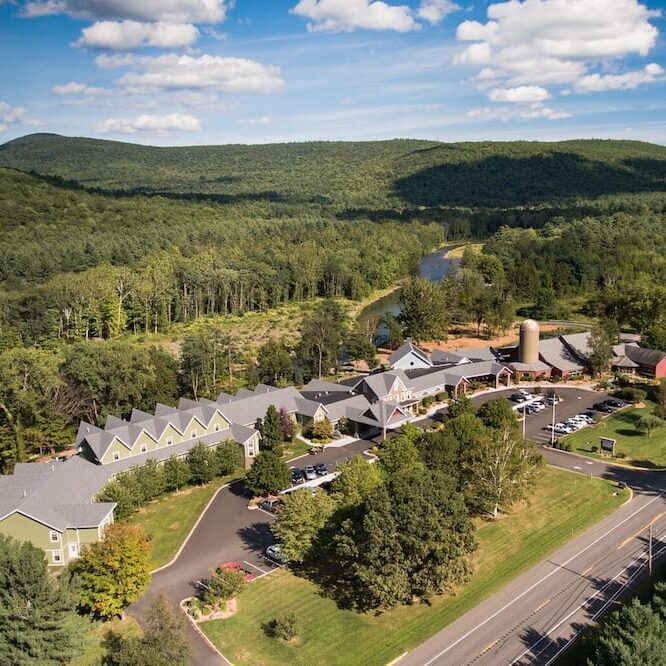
[201,468,628,666]
[128,472,240,569]
[564,400,666,468]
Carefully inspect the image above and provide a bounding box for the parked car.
[265,544,289,565]
[605,399,624,409]
[510,393,528,403]
[291,468,305,485]
[259,498,284,514]
[315,462,328,476]
[218,561,254,582]
[593,403,614,413]
[518,389,532,397]
[304,465,317,481]
[544,395,561,405]
[532,400,546,412]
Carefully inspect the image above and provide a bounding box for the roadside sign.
[600,437,616,456]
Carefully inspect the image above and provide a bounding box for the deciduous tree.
[72,524,151,619]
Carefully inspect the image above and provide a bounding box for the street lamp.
[550,393,558,447]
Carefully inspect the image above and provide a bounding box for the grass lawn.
[200,468,628,666]
[444,243,483,259]
[563,400,666,468]
[128,472,241,569]
[69,617,142,666]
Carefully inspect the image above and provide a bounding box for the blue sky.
[1,0,665,145]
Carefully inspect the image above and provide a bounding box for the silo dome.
[519,319,539,364]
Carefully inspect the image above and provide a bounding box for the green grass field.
[69,617,142,666]
[564,400,666,468]
[200,468,628,666]
[128,473,240,569]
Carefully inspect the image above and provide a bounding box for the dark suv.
[291,468,304,485]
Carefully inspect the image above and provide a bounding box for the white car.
[532,401,546,412]
[518,389,532,398]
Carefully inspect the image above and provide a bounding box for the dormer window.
[166,437,173,446]
[112,452,120,462]
[140,443,147,453]
[214,424,221,432]
[191,430,197,439]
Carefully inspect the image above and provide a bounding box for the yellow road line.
[618,510,666,550]
[534,598,553,613]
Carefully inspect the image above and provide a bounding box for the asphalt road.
[128,438,374,666]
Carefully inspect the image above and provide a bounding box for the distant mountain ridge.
[2,133,666,207]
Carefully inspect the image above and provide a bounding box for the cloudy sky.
[1,0,665,145]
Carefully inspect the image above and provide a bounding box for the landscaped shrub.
[204,566,247,606]
[613,387,647,403]
[435,392,447,403]
[616,452,627,459]
[263,613,300,641]
[311,418,333,442]
[422,396,435,408]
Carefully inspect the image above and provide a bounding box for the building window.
[68,543,79,558]
[214,424,221,432]
[140,443,147,453]
[112,452,120,461]
[166,437,173,446]
[52,550,63,564]
[49,531,59,543]
[191,430,197,439]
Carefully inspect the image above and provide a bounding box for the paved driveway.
[129,438,375,665]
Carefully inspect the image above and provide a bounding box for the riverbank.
[444,243,484,259]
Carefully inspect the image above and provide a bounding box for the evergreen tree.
[215,439,242,476]
[103,594,190,666]
[187,443,217,485]
[399,277,449,343]
[0,535,90,666]
[245,451,291,496]
[163,455,192,492]
[260,405,282,453]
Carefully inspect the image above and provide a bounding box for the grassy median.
[200,468,628,666]
[564,399,666,468]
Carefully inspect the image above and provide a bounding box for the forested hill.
[2,133,666,207]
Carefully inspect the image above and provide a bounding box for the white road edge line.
[421,491,664,666]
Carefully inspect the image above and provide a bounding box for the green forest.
[1,133,666,470]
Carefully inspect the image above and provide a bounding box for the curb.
[150,478,242,575]
[180,597,232,665]
[542,444,666,474]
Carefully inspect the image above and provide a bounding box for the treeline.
[483,202,666,332]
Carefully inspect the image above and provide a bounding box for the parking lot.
[470,386,614,445]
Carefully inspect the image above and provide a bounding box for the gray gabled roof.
[356,370,410,399]
[388,339,432,367]
[561,332,592,361]
[624,345,666,368]
[430,350,470,366]
[348,401,410,429]
[612,355,640,369]
[216,385,305,426]
[539,337,586,373]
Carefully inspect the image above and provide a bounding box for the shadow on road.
[237,520,274,555]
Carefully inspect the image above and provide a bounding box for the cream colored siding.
[100,438,132,464]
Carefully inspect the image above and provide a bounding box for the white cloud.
[291,0,417,33]
[455,0,661,95]
[51,81,111,95]
[75,20,199,50]
[489,85,550,103]
[238,116,272,125]
[101,53,284,94]
[417,0,458,25]
[96,112,201,134]
[0,100,26,123]
[467,104,572,122]
[0,125,7,134]
[574,63,665,92]
[23,0,229,23]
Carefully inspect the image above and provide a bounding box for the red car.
[218,561,255,582]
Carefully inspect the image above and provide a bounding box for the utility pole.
[522,409,527,439]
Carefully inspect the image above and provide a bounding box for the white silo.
[519,319,540,364]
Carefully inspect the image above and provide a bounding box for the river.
[357,245,462,340]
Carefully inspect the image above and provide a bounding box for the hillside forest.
[0,134,666,469]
